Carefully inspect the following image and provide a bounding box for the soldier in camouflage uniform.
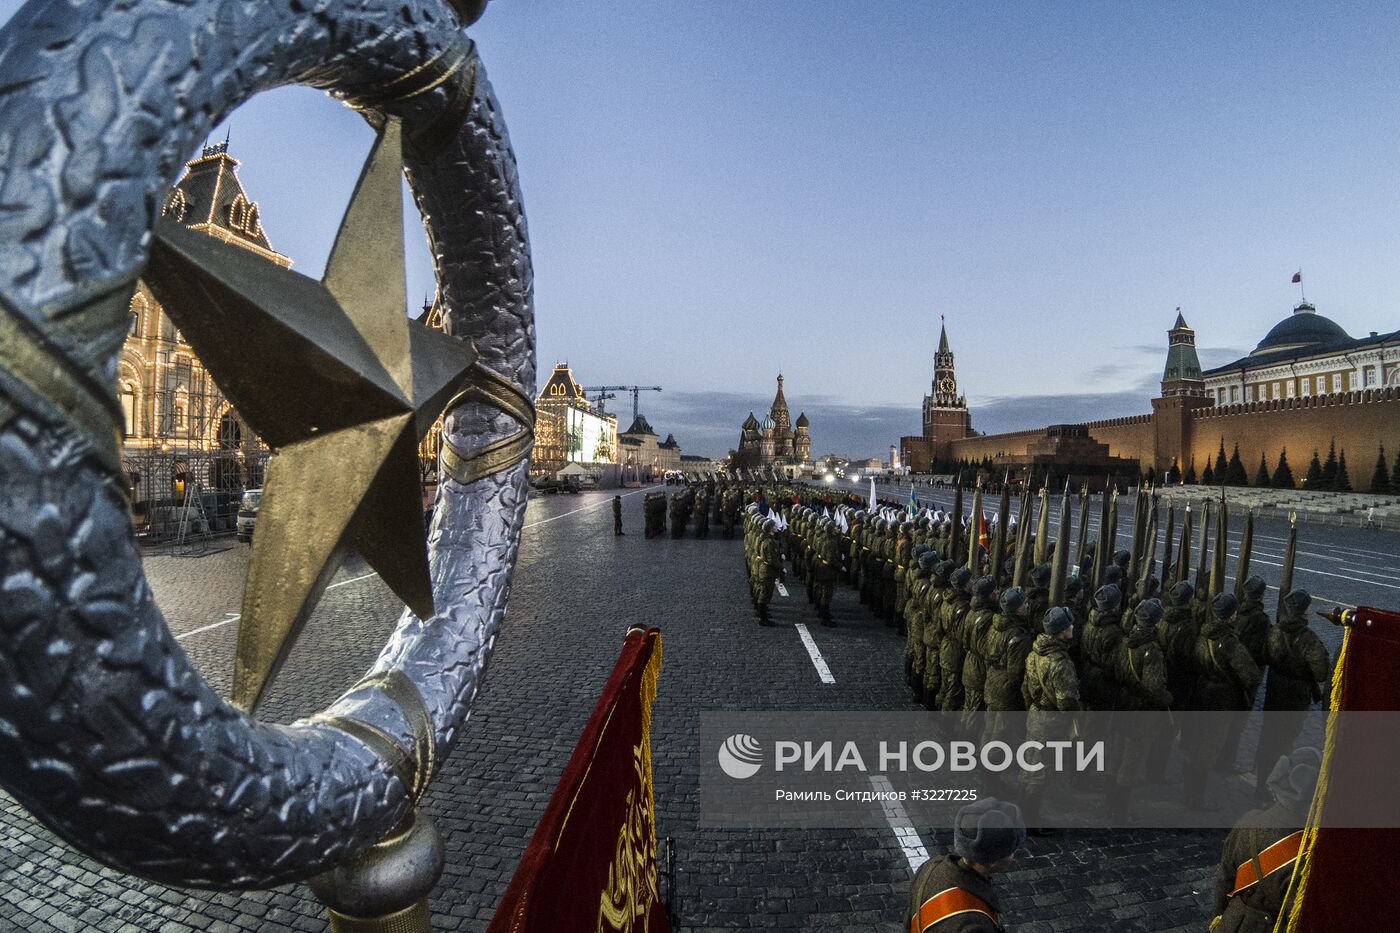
[1024,564,1052,623]
[1252,589,1330,805]
[1107,598,1172,820]
[922,560,955,709]
[937,566,975,713]
[908,798,1025,933]
[904,549,935,696]
[1236,575,1270,670]
[753,518,783,626]
[881,522,900,625]
[1157,581,1198,710]
[1079,584,1124,711]
[694,487,710,538]
[893,523,913,632]
[668,489,688,538]
[1211,748,1320,933]
[961,575,999,722]
[1183,593,1261,810]
[1020,606,1082,832]
[982,586,1034,749]
[1145,580,1198,781]
[810,518,841,626]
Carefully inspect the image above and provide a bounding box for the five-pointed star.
[144,121,476,711]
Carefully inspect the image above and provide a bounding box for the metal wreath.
[0,0,533,890]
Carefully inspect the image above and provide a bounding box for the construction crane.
[583,385,662,422]
[585,390,616,411]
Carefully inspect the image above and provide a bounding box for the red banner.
[1284,606,1400,930]
[486,627,670,933]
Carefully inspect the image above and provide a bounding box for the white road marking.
[776,581,789,598]
[870,774,929,873]
[794,623,836,684]
[522,484,659,529]
[175,570,384,641]
[327,571,379,591]
[176,611,241,641]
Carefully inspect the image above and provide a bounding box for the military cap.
[1103,565,1124,587]
[918,551,939,572]
[952,798,1026,865]
[912,543,930,559]
[1031,564,1052,588]
[762,518,777,534]
[1065,574,1083,596]
[933,560,956,583]
[1213,592,1239,619]
[1134,598,1164,627]
[973,575,997,600]
[950,566,974,589]
[1000,586,1028,613]
[1243,575,1267,600]
[1044,606,1075,635]
[1283,588,1312,614]
[1168,581,1195,606]
[1113,548,1131,567]
[1268,746,1322,813]
[1093,584,1122,612]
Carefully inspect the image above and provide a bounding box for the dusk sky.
[5,1,1399,457]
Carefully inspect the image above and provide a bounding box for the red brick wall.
[1185,389,1400,491]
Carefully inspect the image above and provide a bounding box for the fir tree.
[1254,453,1271,488]
[1320,439,1339,490]
[1201,462,1216,486]
[1214,438,1228,480]
[1166,458,1181,485]
[1304,450,1323,489]
[1371,445,1391,495]
[1185,457,1198,485]
[1336,450,1353,492]
[1392,444,1400,492]
[1226,444,1249,486]
[1273,449,1296,489]
[1145,466,1157,487]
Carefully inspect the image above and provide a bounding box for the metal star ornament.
[144,121,476,711]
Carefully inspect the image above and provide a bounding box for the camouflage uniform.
[811,523,840,626]
[960,585,998,718]
[982,593,1034,748]
[754,527,782,625]
[1183,603,1261,808]
[922,566,952,708]
[1235,595,1270,671]
[1079,607,1124,711]
[1108,609,1172,815]
[1021,626,1082,824]
[904,559,932,693]
[1252,596,1329,797]
[937,577,973,713]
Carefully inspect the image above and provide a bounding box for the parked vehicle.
[236,488,262,542]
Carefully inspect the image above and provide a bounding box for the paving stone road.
[1,487,1247,932]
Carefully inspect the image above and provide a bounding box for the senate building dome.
[1251,301,1353,357]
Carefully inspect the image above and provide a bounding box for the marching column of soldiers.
[643,471,1335,931]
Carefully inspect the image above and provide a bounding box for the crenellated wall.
[1183,389,1400,488]
[936,388,1400,490]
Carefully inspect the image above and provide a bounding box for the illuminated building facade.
[119,142,287,522]
[531,363,619,474]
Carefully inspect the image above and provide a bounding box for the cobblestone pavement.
[2,488,1230,932]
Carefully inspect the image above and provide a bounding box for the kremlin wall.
[903,305,1400,491]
